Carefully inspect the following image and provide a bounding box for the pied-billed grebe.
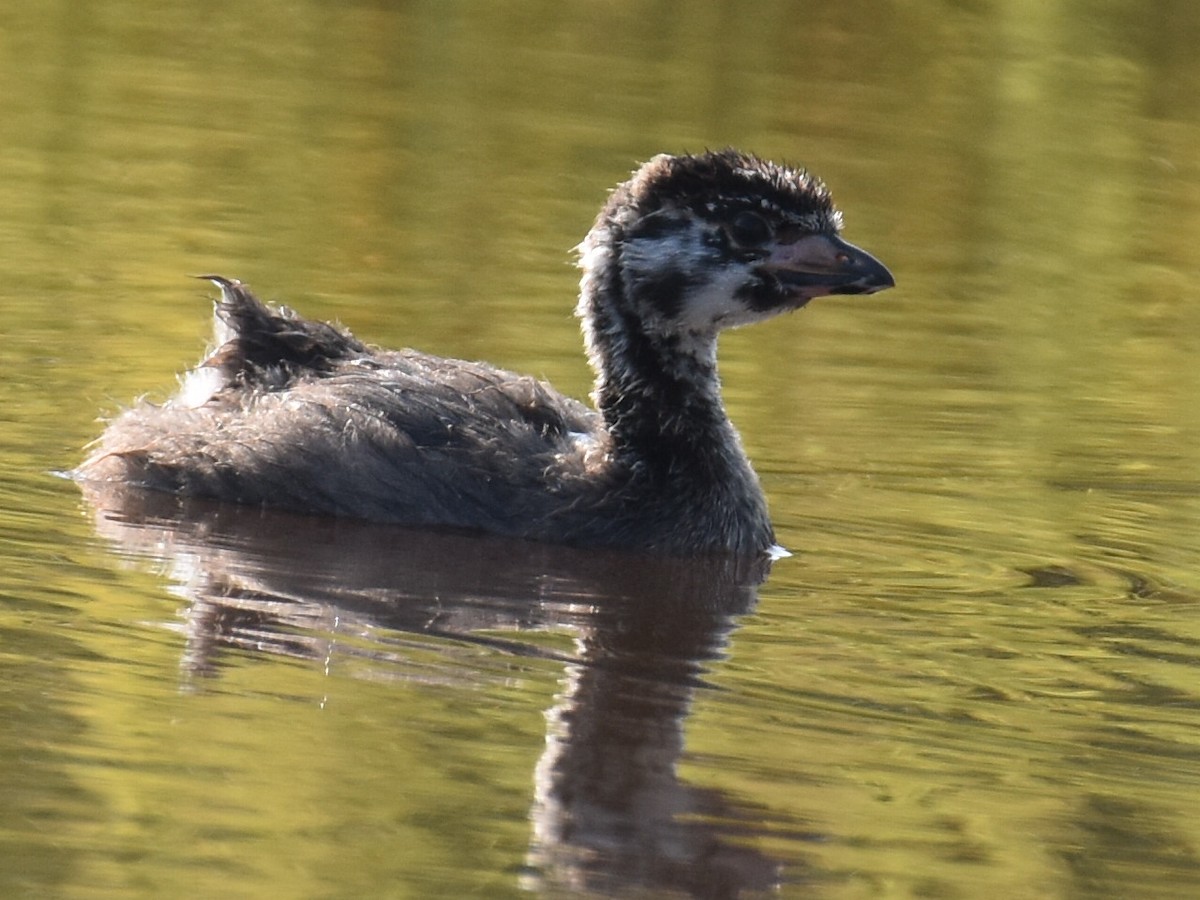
[77,150,893,556]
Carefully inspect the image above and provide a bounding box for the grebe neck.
[578,241,745,482]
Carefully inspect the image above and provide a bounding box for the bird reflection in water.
[82,484,794,896]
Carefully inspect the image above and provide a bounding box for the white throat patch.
[621,220,756,333]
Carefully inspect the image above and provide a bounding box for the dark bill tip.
[767,233,895,299]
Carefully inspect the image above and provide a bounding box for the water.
[3,1,1200,897]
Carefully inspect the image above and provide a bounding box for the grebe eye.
[728,211,772,247]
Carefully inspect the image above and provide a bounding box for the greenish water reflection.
[2,0,1200,897]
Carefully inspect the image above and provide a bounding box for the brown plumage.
[77,150,894,556]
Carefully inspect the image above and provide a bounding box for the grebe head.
[577,149,894,342]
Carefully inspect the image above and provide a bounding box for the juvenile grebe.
[78,150,893,556]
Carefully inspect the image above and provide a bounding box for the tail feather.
[197,276,368,389]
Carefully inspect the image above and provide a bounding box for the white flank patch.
[172,364,224,408]
[170,302,237,408]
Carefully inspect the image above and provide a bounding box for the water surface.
[3,1,1200,897]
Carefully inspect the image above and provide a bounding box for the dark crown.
[597,149,841,233]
